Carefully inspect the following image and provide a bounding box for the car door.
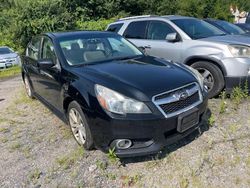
[143,20,183,62]
[24,37,42,93]
[36,36,62,110]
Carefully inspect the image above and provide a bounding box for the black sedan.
[204,18,250,36]
[21,31,208,157]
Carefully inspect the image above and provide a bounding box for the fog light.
[115,139,132,149]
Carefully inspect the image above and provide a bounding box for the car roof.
[45,30,116,39]
[114,15,197,23]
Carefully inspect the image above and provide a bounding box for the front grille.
[152,83,202,117]
[159,92,200,114]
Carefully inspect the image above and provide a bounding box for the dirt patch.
[0,76,250,187]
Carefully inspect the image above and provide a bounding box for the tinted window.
[172,19,225,39]
[26,37,41,60]
[123,21,148,39]
[59,35,142,66]
[107,23,123,33]
[0,47,12,55]
[246,14,250,24]
[42,37,57,62]
[215,20,245,35]
[147,21,175,40]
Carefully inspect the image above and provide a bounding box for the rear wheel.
[67,101,94,150]
[24,75,34,99]
[191,61,224,98]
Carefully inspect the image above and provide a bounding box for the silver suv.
[107,15,250,98]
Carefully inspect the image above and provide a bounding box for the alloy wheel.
[69,108,87,145]
[196,68,214,91]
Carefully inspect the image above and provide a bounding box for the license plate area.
[177,108,199,133]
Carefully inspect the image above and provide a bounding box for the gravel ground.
[0,75,250,188]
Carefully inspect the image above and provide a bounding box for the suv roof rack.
[117,15,158,21]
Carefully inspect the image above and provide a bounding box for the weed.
[96,160,108,171]
[208,114,215,127]
[108,147,119,163]
[219,91,226,114]
[0,127,9,133]
[231,86,248,109]
[28,168,42,184]
[10,142,21,151]
[121,174,142,187]
[1,137,8,143]
[56,146,84,170]
[22,146,32,158]
[180,177,189,188]
[106,173,117,180]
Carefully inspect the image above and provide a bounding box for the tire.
[191,61,224,98]
[67,101,94,150]
[24,74,34,99]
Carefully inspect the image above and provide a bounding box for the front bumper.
[225,76,250,93]
[222,57,250,77]
[86,99,208,157]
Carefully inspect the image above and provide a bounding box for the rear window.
[107,23,123,33]
[123,21,148,39]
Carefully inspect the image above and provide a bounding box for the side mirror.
[166,33,179,42]
[38,59,54,69]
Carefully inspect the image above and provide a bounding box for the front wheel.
[191,61,224,98]
[24,75,34,99]
[67,101,94,150]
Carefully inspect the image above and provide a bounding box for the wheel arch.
[184,56,227,76]
[63,85,90,115]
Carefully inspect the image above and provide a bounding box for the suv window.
[123,21,148,39]
[42,37,56,63]
[107,23,123,33]
[26,37,41,60]
[246,14,250,24]
[147,21,175,40]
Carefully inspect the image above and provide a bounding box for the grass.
[28,168,42,184]
[9,142,21,151]
[0,127,9,133]
[208,114,215,127]
[0,65,21,79]
[219,91,226,114]
[56,146,84,170]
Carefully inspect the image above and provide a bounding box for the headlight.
[228,45,250,57]
[95,85,151,115]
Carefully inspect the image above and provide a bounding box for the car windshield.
[215,20,245,35]
[59,35,143,66]
[172,18,226,39]
[0,47,12,55]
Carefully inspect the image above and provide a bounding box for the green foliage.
[1,0,250,51]
[0,66,21,79]
[231,85,248,108]
[219,91,227,114]
[208,114,216,127]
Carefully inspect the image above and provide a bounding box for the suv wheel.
[67,101,94,150]
[191,61,224,98]
[24,75,34,99]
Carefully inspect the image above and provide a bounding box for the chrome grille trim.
[152,82,203,118]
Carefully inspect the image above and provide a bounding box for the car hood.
[200,35,250,46]
[0,53,18,60]
[76,56,197,101]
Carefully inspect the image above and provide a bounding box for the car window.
[107,23,124,33]
[42,37,57,63]
[172,19,225,39]
[26,37,41,60]
[0,47,13,55]
[123,21,148,39]
[147,21,175,40]
[59,35,142,66]
[215,21,245,35]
